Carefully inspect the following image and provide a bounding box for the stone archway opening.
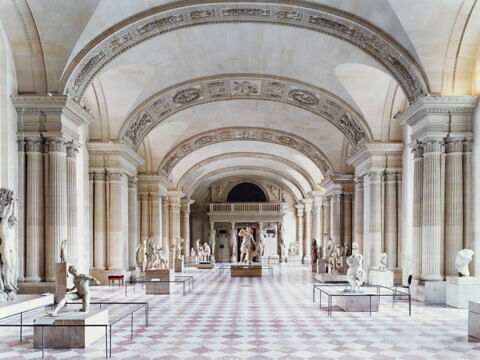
[226,182,267,203]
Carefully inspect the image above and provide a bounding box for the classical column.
[229,222,237,262]
[463,139,473,254]
[17,140,26,282]
[139,194,150,243]
[421,139,444,281]
[181,198,194,256]
[66,142,79,266]
[25,138,44,282]
[322,197,331,247]
[161,196,169,252]
[311,195,323,244]
[107,172,128,270]
[150,194,162,245]
[412,143,424,279]
[444,138,464,276]
[353,176,364,254]
[128,178,138,270]
[93,171,106,269]
[167,192,182,266]
[330,193,342,244]
[303,199,313,262]
[45,138,68,281]
[343,193,353,254]
[295,204,304,256]
[384,172,399,269]
[367,171,383,269]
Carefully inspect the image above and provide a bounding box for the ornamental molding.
[159,127,334,178]
[60,0,429,103]
[118,74,372,150]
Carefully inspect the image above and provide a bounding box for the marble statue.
[278,223,286,261]
[288,241,300,256]
[312,239,319,264]
[258,225,266,257]
[175,237,184,259]
[346,253,366,293]
[202,242,212,262]
[60,239,67,264]
[152,245,168,269]
[191,246,196,257]
[352,241,360,255]
[136,239,147,270]
[327,241,344,274]
[0,188,18,301]
[455,249,475,277]
[209,228,216,256]
[378,252,388,271]
[239,227,258,265]
[48,265,100,316]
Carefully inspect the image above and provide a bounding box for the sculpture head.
[68,265,78,276]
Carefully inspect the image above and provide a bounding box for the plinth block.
[368,269,394,287]
[315,273,347,283]
[33,309,108,348]
[231,265,262,277]
[411,279,446,304]
[336,292,379,312]
[174,259,184,273]
[446,276,480,309]
[0,294,54,320]
[145,269,174,294]
[197,262,215,269]
[185,256,197,266]
[469,301,480,339]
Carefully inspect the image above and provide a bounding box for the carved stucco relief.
[61,1,429,103]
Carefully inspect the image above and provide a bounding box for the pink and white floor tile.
[1,266,479,359]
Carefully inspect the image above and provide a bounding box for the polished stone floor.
[1,265,480,359]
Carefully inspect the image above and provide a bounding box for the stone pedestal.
[468,302,480,340]
[174,258,184,273]
[287,255,302,264]
[145,269,174,294]
[312,263,318,273]
[410,279,446,304]
[317,260,327,274]
[231,265,262,277]
[197,262,215,269]
[0,294,54,320]
[336,292,379,312]
[446,277,480,309]
[90,269,128,285]
[33,309,108,348]
[315,273,347,283]
[368,269,394,287]
[19,282,56,295]
[185,256,197,266]
[55,263,73,303]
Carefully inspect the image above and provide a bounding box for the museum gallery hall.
[0,0,480,359]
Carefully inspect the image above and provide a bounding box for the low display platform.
[231,264,262,277]
[315,273,348,283]
[145,269,174,294]
[336,291,380,312]
[197,262,215,269]
[469,301,480,340]
[0,294,54,320]
[174,258,184,273]
[33,308,108,348]
[368,269,394,287]
[447,276,480,308]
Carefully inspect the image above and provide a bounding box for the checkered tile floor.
[1,266,480,359]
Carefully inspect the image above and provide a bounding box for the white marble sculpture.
[239,227,258,265]
[288,241,300,256]
[60,239,68,264]
[278,223,286,261]
[209,228,216,256]
[175,237,184,259]
[352,241,360,255]
[202,242,212,262]
[136,239,147,271]
[48,265,100,316]
[0,188,18,301]
[378,252,388,271]
[346,253,366,293]
[456,249,475,277]
[152,245,168,269]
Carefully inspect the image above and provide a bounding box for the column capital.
[295,203,304,217]
[88,142,144,177]
[444,137,465,153]
[347,142,403,176]
[128,176,137,188]
[302,198,313,213]
[181,198,195,213]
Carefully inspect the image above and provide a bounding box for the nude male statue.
[48,265,100,316]
[0,197,18,295]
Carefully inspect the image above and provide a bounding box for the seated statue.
[48,265,100,316]
[456,249,475,277]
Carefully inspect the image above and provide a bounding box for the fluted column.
[444,139,464,276]
[150,194,162,246]
[139,194,150,243]
[93,172,106,269]
[463,139,473,254]
[412,144,424,278]
[303,199,313,262]
[311,194,323,245]
[161,196,169,253]
[25,138,44,282]
[353,176,364,254]
[107,172,128,270]
[421,139,444,281]
[322,197,331,247]
[384,172,399,269]
[229,222,237,262]
[367,171,383,269]
[330,194,342,244]
[181,198,194,256]
[66,142,79,266]
[295,204,304,255]
[167,192,182,266]
[17,140,26,282]
[128,178,138,270]
[343,193,353,254]
[45,138,67,281]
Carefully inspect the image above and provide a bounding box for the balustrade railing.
[209,203,282,213]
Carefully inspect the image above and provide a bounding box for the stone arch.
[59,0,429,103]
[118,74,373,151]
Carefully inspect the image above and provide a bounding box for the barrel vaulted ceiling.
[1,0,479,198]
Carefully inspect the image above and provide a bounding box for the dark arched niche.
[226,182,267,202]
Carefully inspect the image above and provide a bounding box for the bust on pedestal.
[368,253,394,287]
[447,249,480,308]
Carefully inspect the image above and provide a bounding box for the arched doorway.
[226,182,267,202]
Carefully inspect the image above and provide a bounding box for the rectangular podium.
[336,293,380,312]
[33,309,108,348]
[231,265,262,277]
[0,294,54,320]
[145,269,174,294]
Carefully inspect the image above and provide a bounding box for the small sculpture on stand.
[202,242,212,262]
[48,265,100,316]
[60,239,68,264]
[378,252,388,271]
[346,253,366,293]
[136,239,147,271]
[455,249,475,277]
[0,188,18,301]
[352,241,360,255]
[175,237,184,259]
